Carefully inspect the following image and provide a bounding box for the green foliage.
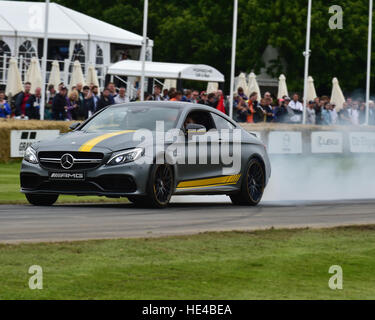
[21,0,374,94]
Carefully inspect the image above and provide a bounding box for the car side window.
[211,113,235,130]
[183,111,216,131]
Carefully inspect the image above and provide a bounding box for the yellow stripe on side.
[79,130,136,152]
[177,174,241,189]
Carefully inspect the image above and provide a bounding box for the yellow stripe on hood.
[79,130,136,152]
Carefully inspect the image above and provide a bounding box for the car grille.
[38,151,104,170]
[21,173,137,194]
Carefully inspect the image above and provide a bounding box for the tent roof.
[108,60,225,82]
[0,1,150,46]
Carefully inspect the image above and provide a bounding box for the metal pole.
[40,0,50,120]
[229,0,238,119]
[365,0,373,125]
[302,0,312,124]
[140,0,148,102]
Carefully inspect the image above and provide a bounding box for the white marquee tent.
[108,60,225,82]
[0,1,153,67]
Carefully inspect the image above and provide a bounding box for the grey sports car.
[20,102,271,208]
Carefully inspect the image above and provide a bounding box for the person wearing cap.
[306,100,316,124]
[52,86,68,121]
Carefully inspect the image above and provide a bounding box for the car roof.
[108,101,239,127]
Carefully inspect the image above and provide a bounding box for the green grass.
[0,161,126,204]
[0,226,375,299]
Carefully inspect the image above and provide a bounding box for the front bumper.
[20,160,152,197]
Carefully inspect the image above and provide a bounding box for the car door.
[174,110,222,184]
[210,112,240,176]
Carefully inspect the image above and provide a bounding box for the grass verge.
[0,226,374,299]
[0,161,126,204]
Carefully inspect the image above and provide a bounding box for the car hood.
[33,130,145,154]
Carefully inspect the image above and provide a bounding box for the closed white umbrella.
[206,82,218,94]
[162,79,177,91]
[247,72,261,100]
[86,65,100,92]
[306,76,317,102]
[277,74,288,99]
[48,60,61,90]
[5,57,23,97]
[25,57,43,94]
[69,60,85,89]
[235,72,248,94]
[330,77,345,111]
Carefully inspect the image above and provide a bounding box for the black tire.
[230,158,265,206]
[143,164,174,208]
[25,193,59,206]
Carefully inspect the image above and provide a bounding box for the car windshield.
[80,105,181,133]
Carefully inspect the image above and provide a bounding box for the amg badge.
[49,173,84,180]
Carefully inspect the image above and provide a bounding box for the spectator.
[107,82,117,101]
[313,97,322,125]
[170,91,182,102]
[83,86,95,118]
[91,85,100,111]
[182,89,193,102]
[261,98,274,122]
[330,104,338,124]
[52,86,68,121]
[45,84,56,120]
[96,88,113,112]
[67,90,79,121]
[25,87,42,120]
[246,92,260,123]
[191,90,200,104]
[306,101,316,124]
[206,93,217,108]
[237,87,248,101]
[162,89,170,101]
[288,93,304,113]
[114,87,129,104]
[198,91,208,105]
[338,102,351,125]
[151,85,163,101]
[0,91,11,118]
[273,98,289,123]
[15,82,32,118]
[234,94,248,122]
[349,102,360,125]
[321,103,332,125]
[359,103,366,124]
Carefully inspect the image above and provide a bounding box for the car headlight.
[107,148,144,166]
[24,147,38,164]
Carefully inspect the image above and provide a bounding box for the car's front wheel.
[25,193,59,206]
[146,164,174,208]
[230,158,265,206]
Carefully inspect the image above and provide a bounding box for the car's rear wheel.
[131,164,174,208]
[230,158,265,206]
[25,193,59,206]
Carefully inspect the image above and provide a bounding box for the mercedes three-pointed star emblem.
[60,154,74,170]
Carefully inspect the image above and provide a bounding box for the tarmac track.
[1,198,375,243]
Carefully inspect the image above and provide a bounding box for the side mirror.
[69,122,81,131]
[185,123,207,135]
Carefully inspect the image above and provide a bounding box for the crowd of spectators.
[232,87,375,126]
[1,82,375,126]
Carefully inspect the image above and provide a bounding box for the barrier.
[1,120,375,163]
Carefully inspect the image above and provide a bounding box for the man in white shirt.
[114,87,129,104]
[288,93,304,112]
